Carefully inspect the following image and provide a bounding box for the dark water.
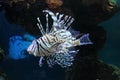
[100,0,120,68]
[98,0,120,68]
[99,10,120,67]
[0,1,120,80]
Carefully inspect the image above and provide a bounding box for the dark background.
[0,0,120,80]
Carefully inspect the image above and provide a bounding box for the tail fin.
[79,34,93,45]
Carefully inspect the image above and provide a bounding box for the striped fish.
[27,10,93,68]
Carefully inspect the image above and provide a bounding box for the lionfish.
[27,10,93,68]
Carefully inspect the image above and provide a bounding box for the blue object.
[9,34,35,60]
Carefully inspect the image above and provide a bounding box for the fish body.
[27,10,93,67]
